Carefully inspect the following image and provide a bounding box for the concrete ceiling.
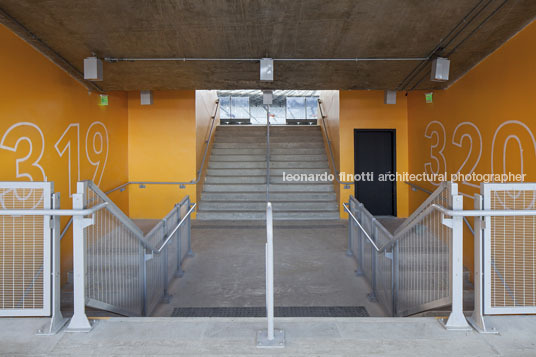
[0,0,535,92]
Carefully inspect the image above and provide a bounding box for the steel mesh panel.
[360,208,375,282]
[145,222,165,315]
[179,203,189,262]
[85,187,143,316]
[0,184,49,315]
[396,208,450,316]
[489,189,536,309]
[374,223,393,315]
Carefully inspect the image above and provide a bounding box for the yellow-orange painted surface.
[0,24,129,281]
[338,91,410,218]
[407,20,536,275]
[127,91,197,219]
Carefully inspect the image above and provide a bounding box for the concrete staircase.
[197,125,339,220]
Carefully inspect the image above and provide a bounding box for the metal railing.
[266,105,271,202]
[345,182,470,330]
[257,202,285,347]
[67,180,195,332]
[317,99,354,186]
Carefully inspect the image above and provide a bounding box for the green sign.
[99,94,109,106]
[425,92,433,104]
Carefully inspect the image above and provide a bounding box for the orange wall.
[338,90,410,218]
[127,90,197,219]
[407,20,536,274]
[0,24,129,280]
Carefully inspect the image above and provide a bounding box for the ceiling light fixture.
[140,90,153,105]
[430,57,450,82]
[260,58,274,81]
[84,56,103,81]
[384,90,396,105]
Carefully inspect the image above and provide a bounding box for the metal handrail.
[0,202,107,216]
[404,181,433,194]
[345,198,536,254]
[317,99,354,185]
[85,181,195,254]
[154,203,196,254]
[266,105,271,202]
[404,181,475,235]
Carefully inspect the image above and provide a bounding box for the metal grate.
[171,306,369,317]
[0,182,51,316]
[484,184,536,313]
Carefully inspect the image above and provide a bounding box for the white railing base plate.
[467,316,499,334]
[439,317,472,331]
[256,329,285,348]
[36,316,69,336]
[65,318,96,333]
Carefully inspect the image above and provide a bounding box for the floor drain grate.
[171,306,369,317]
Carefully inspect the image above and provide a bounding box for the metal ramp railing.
[344,182,470,330]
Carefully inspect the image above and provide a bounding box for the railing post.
[367,219,378,302]
[140,244,147,316]
[161,219,171,303]
[355,203,364,276]
[443,193,471,330]
[392,240,399,317]
[66,183,93,332]
[38,192,68,335]
[346,199,353,256]
[256,202,284,348]
[467,193,496,333]
[186,197,194,257]
[176,202,185,278]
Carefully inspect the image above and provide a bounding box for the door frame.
[353,128,397,216]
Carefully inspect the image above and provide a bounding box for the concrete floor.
[148,220,385,317]
[3,316,536,356]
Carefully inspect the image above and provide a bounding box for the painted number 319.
[0,121,109,197]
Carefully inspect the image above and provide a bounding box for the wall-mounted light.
[425,92,433,104]
[260,58,274,81]
[384,90,396,105]
[263,90,273,105]
[99,94,109,106]
[430,57,450,82]
[140,90,153,105]
[84,56,103,81]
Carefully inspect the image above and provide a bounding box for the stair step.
[210,154,266,162]
[205,168,332,176]
[211,148,326,155]
[201,192,337,201]
[203,184,334,192]
[208,161,266,169]
[270,154,327,161]
[199,201,338,211]
[215,136,323,143]
[196,210,340,220]
[213,142,325,149]
[271,161,330,169]
[206,168,267,176]
[215,131,322,138]
[205,176,266,184]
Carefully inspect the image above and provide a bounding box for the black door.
[354,129,396,216]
